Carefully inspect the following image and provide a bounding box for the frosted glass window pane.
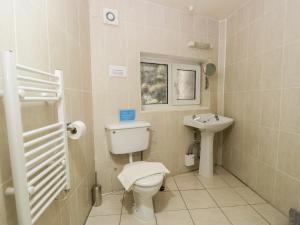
[140,62,168,105]
[176,69,196,100]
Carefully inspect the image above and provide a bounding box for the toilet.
[105,122,166,222]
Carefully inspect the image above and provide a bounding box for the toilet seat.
[124,161,164,187]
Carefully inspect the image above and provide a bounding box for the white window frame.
[140,57,201,110]
[172,64,201,106]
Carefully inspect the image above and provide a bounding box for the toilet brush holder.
[92,173,102,207]
[185,154,195,167]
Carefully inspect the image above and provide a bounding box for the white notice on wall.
[109,65,127,77]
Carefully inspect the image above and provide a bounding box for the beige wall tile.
[248,0,264,23]
[224,0,300,216]
[0,0,94,224]
[255,161,275,203]
[280,88,300,134]
[244,122,260,157]
[282,40,300,88]
[258,127,278,168]
[273,171,300,215]
[15,0,49,71]
[261,48,282,90]
[0,0,15,54]
[278,131,300,179]
[285,0,300,43]
[247,19,263,58]
[261,91,280,128]
[263,8,284,52]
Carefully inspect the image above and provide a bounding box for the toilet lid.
[124,162,164,187]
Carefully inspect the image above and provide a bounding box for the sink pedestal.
[199,132,215,177]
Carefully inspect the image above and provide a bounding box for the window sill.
[141,105,210,113]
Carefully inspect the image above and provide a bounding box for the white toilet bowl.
[132,173,164,221]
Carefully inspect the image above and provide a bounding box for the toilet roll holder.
[67,122,77,134]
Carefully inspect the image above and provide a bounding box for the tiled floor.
[85,167,288,225]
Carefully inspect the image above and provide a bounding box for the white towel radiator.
[1,51,71,225]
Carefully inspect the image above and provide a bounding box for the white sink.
[183,113,234,177]
[183,113,234,132]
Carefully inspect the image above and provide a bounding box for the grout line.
[204,184,234,225]
[173,176,196,225]
[248,204,272,225]
[119,191,126,225]
[227,178,273,225]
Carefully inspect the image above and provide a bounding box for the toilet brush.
[92,172,102,207]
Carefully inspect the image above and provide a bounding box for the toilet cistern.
[183,113,234,177]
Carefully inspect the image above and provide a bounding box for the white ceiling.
[147,0,249,20]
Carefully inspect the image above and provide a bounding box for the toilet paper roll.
[67,121,87,140]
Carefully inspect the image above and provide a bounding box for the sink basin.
[183,113,234,177]
[183,113,234,133]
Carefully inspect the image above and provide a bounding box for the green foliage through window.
[140,62,168,105]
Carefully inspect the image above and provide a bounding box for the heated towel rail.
[1,51,71,225]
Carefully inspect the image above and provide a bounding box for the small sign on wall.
[109,65,127,77]
[119,109,136,121]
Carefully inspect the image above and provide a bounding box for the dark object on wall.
[202,63,217,90]
[290,208,300,225]
[92,173,102,207]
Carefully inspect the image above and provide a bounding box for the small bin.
[185,154,195,167]
[92,184,102,207]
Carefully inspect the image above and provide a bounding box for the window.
[140,62,168,105]
[140,58,201,110]
[172,64,200,106]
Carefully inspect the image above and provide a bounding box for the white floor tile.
[215,167,246,188]
[235,187,266,204]
[154,191,186,212]
[253,204,289,225]
[89,194,123,216]
[164,177,178,191]
[197,175,229,189]
[208,188,247,207]
[190,208,231,225]
[222,205,269,225]
[174,173,203,190]
[120,214,156,225]
[85,172,287,225]
[156,210,194,225]
[85,215,120,225]
[181,190,217,209]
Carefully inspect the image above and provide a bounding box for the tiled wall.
[223,0,300,215]
[89,0,220,193]
[0,0,94,224]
